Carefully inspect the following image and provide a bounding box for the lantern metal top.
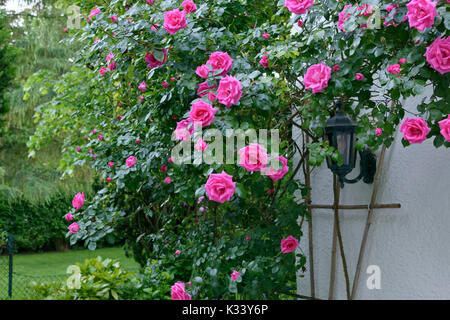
[325,101,357,131]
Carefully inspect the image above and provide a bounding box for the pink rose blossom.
[406,0,437,31]
[333,65,340,71]
[117,115,123,120]
[174,119,194,141]
[164,177,172,184]
[297,20,304,27]
[263,156,290,181]
[206,52,233,76]
[281,235,299,253]
[138,81,147,92]
[88,8,100,21]
[387,64,401,74]
[231,270,240,281]
[76,146,81,152]
[267,189,274,195]
[72,192,85,210]
[145,49,167,69]
[238,143,269,172]
[138,96,144,101]
[161,165,168,172]
[438,115,450,142]
[175,250,181,255]
[94,38,100,43]
[205,171,236,203]
[303,63,331,93]
[284,0,314,15]
[65,213,73,221]
[399,58,407,65]
[146,0,154,4]
[194,138,208,151]
[181,0,197,13]
[197,81,217,97]
[136,139,141,144]
[63,27,67,32]
[108,161,115,168]
[168,157,174,163]
[207,92,217,102]
[375,128,383,136]
[262,33,270,39]
[338,4,353,32]
[108,61,116,71]
[217,75,242,107]
[245,236,250,241]
[383,4,407,26]
[171,282,191,300]
[424,36,450,74]
[355,73,364,80]
[189,100,217,127]
[98,135,104,140]
[68,222,80,234]
[400,117,430,144]
[99,67,107,76]
[126,156,137,168]
[164,9,188,35]
[106,177,112,182]
[260,55,269,68]
[196,64,210,79]
[111,15,117,23]
[162,81,170,88]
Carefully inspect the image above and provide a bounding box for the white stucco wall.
[295,91,450,299]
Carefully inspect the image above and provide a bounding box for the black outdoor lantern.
[325,100,376,188]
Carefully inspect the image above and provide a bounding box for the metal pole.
[8,234,13,299]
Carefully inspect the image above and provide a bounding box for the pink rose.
[94,38,100,43]
[238,143,269,172]
[65,213,73,221]
[108,61,116,71]
[162,81,170,88]
[189,100,217,127]
[245,236,250,241]
[145,49,167,69]
[68,222,80,234]
[117,115,123,120]
[76,146,81,152]
[438,115,450,142]
[260,55,269,68]
[206,52,233,76]
[126,156,137,168]
[108,162,114,168]
[175,119,194,140]
[138,96,144,101]
[355,73,364,80]
[106,177,112,182]
[358,4,374,17]
[197,81,217,97]
[399,58,407,65]
[161,165,168,172]
[111,15,117,23]
[263,156,290,181]
[387,64,401,74]
[164,177,171,184]
[205,171,236,203]
[136,139,141,144]
[196,64,210,79]
[88,8,100,21]
[175,250,181,255]
[424,36,450,74]
[375,128,383,136]
[194,138,208,151]
[63,27,67,32]
[297,19,304,27]
[383,4,408,26]
[262,33,270,39]
[303,63,331,93]
[400,117,430,144]
[99,67,107,76]
[231,270,240,281]
[164,9,187,35]
[333,65,340,71]
[207,92,217,102]
[146,0,154,4]
[406,0,437,32]
[168,157,174,163]
[138,81,147,92]
[72,192,85,210]
[281,235,299,253]
[217,75,242,107]
[284,0,314,14]
[171,282,191,300]
[338,4,353,32]
[98,135,104,140]
[181,0,197,13]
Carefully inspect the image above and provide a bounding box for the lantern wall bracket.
[338,147,377,188]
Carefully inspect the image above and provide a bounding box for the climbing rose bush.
[29,0,449,300]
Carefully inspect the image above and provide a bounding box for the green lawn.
[0,247,140,299]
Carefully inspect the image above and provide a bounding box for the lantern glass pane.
[336,132,350,166]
